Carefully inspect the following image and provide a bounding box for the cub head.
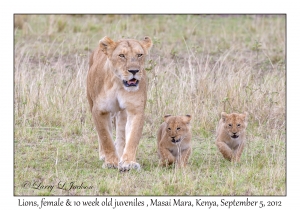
[163,114,192,144]
[99,36,153,92]
[221,112,248,139]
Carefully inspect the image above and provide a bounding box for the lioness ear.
[99,36,116,56]
[140,36,153,54]
[221,112,227,122]
[164,114,171,122]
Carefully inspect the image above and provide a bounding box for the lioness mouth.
[231,134,239,139]
[123,78,139,87]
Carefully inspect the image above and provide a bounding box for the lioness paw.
[99,155,105,161]
[118,160,141,172]
[102,162,118,169]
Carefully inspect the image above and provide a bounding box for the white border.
[3,0,298,208]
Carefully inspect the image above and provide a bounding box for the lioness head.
[221,112,248,139]
[164,115,192,144]
[99,36,152,92]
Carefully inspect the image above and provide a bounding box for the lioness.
[157,115,192,167]
[215,112,248,162]
[87,36,152,171]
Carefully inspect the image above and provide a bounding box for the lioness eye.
[228,124,232,127]
[177,127,181,130]
[137,54,143,57]
[119,54,125,58]
[168,128,171,130]
[237,124,241,127]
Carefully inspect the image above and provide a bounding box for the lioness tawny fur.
[87,36,152,171]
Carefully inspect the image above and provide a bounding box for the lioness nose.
[128,70,139,75]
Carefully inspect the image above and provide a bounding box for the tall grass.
[14,14,285,195]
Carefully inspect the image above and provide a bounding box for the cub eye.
[177,127,181,130]
[137,54,143,58]
[168,128,171,130]
[237,124,241,127]
[228,124,232,127]
[119,54,125,58]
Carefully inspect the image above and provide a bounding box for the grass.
[14,14,286,195]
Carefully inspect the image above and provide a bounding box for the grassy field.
[14,14,286,196]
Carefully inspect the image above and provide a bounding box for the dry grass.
[14,14,285,195]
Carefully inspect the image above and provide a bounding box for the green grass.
[14,135,285,195]
[14,14,286,195]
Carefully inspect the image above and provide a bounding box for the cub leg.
[159,147,176,166]
[177,147,191,167]
[115,110,127,158]
[233,142,245,162]
[92,108,119,168]
[216,141,233,161]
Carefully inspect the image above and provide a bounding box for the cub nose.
[128,70,139,75]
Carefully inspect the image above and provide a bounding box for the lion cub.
[215,112,248,162]
[157,114,192,167]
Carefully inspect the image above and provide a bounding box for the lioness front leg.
[216,141,234,161]
[115,110,126,158]
[118,113,144,171]
[92,108,119,169]
[97,138,105,161]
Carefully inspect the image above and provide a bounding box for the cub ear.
[140,36,153,54]
[163,114,171,122]
[242,112,248,122]
[184,114,192,124]
[99,36,116,56]
[221,112,227,122]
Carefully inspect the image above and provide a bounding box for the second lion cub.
[215,112,248,162]
[157,114,192,167]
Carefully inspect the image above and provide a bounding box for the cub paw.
[118,160,141,172]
